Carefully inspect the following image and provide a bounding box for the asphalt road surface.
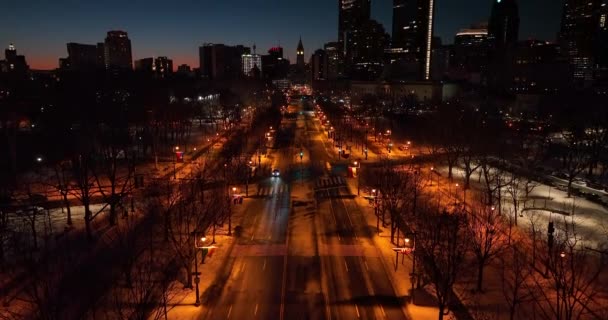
[202,100,407,320]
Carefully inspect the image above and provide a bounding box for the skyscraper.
[391,0,436,80]
[311,49,328,81]
[338,0,371,68]
[559,0,602,84]
[350,19,390,80]
[104,30,132,70]
[488,0,520,50]
[487,0,519,90]
[324,41,342,79]
[596,3,608,82]
[296,37,305,68]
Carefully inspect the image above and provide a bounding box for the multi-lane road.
[202,100,407,320]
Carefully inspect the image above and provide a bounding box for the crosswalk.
[314,176,346,190]
[254,183,290,197]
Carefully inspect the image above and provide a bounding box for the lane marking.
[364,261,369,271]
[227,305,233,319]
[254,303,259,316]
[263,259,267,271]
[341,199,358,240]
[355,304,360,318]
[344,260,349,272]
[380,305,386,317]
[241,261,247,273]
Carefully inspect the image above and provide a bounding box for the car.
[272,169,280,177]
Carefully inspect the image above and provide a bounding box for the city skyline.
[1,0,562,70]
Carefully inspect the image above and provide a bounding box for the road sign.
[392,247,412,254]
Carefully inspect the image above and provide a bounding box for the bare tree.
[415,209,469,320]
[468,200,509,292]
[533,216,605,320]
[500,244,536,320]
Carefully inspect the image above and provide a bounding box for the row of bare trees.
[364,164,607,320]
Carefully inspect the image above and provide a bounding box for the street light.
[192,234,207,307]
[353,160,361,196]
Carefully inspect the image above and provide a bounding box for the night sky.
[0,0,562,70]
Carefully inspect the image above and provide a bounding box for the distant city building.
[134,57,154,72]
[65,43,103,71]
[596,3,608,82]
[311,49,328,80]
[390,0,436,80]
[451,24,490,82]
[487,0,519,90]
[339,0,371,70]
[199,43,250,80]
[154,57,173,78]
[242,45,262,78]
[350,19,389,81]
[559,0,603,85]
[177,64,191,73]
[324,41,342,79]
[511,40,571,93]
[0,43,29,75]
[135,56,173,78]
[262,47,289,80]
[296,38,305,69]
[104,30,132,71]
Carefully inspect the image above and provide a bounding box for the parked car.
[272,169,280,177]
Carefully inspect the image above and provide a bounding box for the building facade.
[199,43,250,80]
[390,0,436,80]
[487,0,520,90]
[311,49,328,81]
[104,30,132,70]
[559,0,602,85]
[338,0,371,69]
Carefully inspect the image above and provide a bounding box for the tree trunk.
[63,192,72,226]
[477,260,485,292]
[85,207,93,242]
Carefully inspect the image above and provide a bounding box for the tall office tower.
[66,43,100,71]
[324,41,342,79]
[487,0,519,89]
[391,0,436,80]
[104,30,132,70]
[559,0,602,84]
[296,37,305,68]
[311,49,328,80]
[453,24,490,78]
[488,0,519,49]
[199,43,250,80]
[338,0,371,68]
[350,19,390,80]
[596,3,608,82]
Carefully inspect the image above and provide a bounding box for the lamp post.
[353,160,361,196]
[173,146,179,179]
[193,235,206,307]
[372,189,380,234]
[404,233,418,302]
[246,161,252,197]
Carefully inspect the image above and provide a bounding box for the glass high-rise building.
[559,0,602,84]
[391,0,436,80]
[338,0,371,67]
[488,0,519,50]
